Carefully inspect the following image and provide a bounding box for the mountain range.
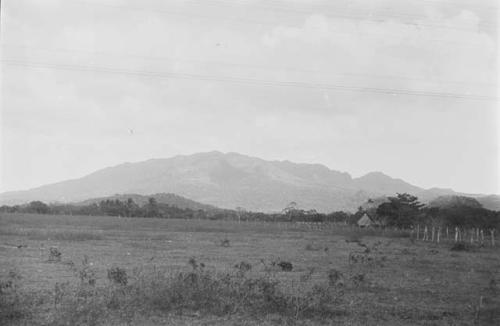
[1,151,498,212]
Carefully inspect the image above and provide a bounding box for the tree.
[144,197,159,217]
[327,211,350,223]
[125,198,140,217]
[282,201,298,221]
[27,201,50,214]
[376,193,424,228]
[236,207,245,223]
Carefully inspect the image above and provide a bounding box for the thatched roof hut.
[357,213,376,227]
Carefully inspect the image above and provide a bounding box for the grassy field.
[1,213,499,325]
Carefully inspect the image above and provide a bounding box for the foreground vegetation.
[1,213,499,325]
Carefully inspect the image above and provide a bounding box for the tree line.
[0,198,350,223]
[355,193,500,230]
[0,193,498,229]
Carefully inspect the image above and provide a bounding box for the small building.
[357,213,377,227]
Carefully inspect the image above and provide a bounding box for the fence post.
[455,227,458,243]
[491,229,495,247]
[446,227,449,240]
[437,227,441,243]
[431,227,435,242]
[416,224,420,241]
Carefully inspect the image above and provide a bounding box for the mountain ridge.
[1,151,498,212]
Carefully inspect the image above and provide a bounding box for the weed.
[188,257,205,270]
[345,234,363,243]
[234,261,252,274]
[220,238,231,247]
[351,273,365,287]
[48,247,62,262]
[327,269,344,287]
[277,261,293,272]
[450,242,473,252]
[0,269,29,323]
[54,281,69,308]
[305,243,321,251]
[107,267,128,286]
[76,255,97,286]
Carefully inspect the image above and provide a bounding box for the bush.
[450,242,473,252]
[107,267,128,286]
[327,269,344,287]
[305,243,322,251]
[220,238,231,247]
[234,261,252,273]
[76,256,97,286]
[277,261,293,272]
[49,247,62,262]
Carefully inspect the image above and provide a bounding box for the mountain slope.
[428,195,483,209]
[77,193,220,211]
[1,151,497,212]
[352,172,422,194]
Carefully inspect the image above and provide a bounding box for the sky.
[0,0,499,194]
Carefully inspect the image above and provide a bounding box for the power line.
[61,0,497,35]
[198,0,497,31]
[211,0,498,15]
[2,59,496,101]
[6,1,492,49]
[2,44,496,87]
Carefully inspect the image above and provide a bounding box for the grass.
[0,212,499,325]
[0,227,104,241]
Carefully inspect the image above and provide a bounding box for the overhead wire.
[195,0,497,32]
[1,43,496,88]
[58,0,498,36]
[2,59,496,101]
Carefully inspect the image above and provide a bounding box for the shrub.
[48,247,62,262]
[450,242,473,252]
[107,267,128,286]
[277,261,293,272]
[351,273,365,287]
[76,255,97,286]
[234,261,252,273]
[327,269,344,287]
[305,243,321,251]
[220,238,231,247]
[54,282,69,308]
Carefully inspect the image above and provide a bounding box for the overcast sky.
[0,0,498,194]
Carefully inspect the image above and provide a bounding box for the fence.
[412,225,496,246]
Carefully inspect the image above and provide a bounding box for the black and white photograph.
[0,0,499,325]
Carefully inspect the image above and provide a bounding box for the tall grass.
[54,267,343,325]
[1,259,345,326]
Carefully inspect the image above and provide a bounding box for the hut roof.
[357,213,376,227]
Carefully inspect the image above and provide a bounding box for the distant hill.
[428,195,483,209]
[475,195,500,211]
[1,151,499,213]
[76,193,220,212]
[353,172,421,195]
